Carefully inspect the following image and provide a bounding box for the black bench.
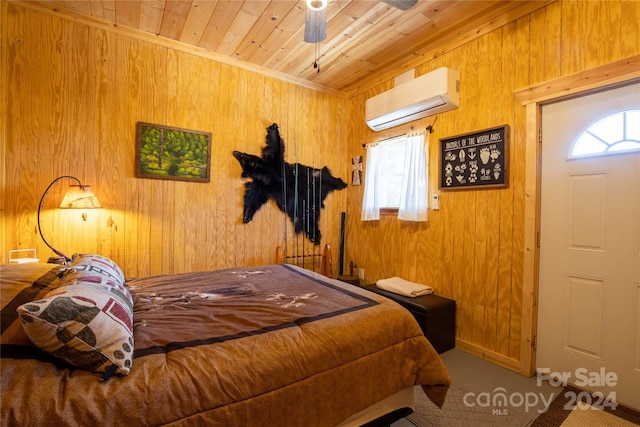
[363,284,456,354]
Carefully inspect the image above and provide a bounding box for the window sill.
[380,208,399,215]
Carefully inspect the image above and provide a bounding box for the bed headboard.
[275,244,332,278]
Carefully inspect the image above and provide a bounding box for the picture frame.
[135,122,212,183]
[439,125,509,190]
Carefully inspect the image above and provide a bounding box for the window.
[378,137,407,211]
[570,108,640,158]
[361,132,429,222]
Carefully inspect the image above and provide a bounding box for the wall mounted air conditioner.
[365,67,460,131]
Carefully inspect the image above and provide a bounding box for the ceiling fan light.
[306,0,327,11]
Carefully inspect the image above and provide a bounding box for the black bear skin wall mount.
[233,123,347,245]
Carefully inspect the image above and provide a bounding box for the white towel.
[376,277,433,297]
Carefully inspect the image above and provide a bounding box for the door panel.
[537,83,640,410]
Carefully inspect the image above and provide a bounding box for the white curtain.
[398,133,428,221]
[361,132,429,222]
[361,143,381,221]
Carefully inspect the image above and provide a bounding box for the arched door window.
[569,108,640,158]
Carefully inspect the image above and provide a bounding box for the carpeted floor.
[394,350,640,427]
[403,383,640,427]
[531,386,640,427]
[405,384,535,427]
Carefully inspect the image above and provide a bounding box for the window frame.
[569,108,640,159]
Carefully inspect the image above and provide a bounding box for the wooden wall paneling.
[91,28,116,261]
[458,41,479,346]
[41,10,72,261]
[476,35,493,306]
[210,61,233,272]
[65,22,97,259]
[483,28,506,353]
[510,311,522,364]
[621,0,640,56]
[584,1,603,69]
[219,65,240,270]
[495,21,517,359]
[4,6,31,257]
[113,36,135,276]
[0,2,7,263]
[597,1,621,65]
[439,129,456,302]
[529,9,546,88]
[115,38,141,277]
[98,31,123,273]
[543,1,563,81]
[128,37,150,277]
[471,34,490,348]
[507,15,532,363]
[3,2,348,275]
[561,1,585,75]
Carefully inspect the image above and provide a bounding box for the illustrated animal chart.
[439,125,509,189]
[233,124,347,245]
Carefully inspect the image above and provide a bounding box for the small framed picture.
[135,122,212,182]
[351,156,362,186]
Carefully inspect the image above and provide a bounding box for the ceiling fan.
[303,0,419,43]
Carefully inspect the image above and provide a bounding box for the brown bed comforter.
[1,262,450,426]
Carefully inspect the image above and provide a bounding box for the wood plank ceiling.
[27,1,551,96]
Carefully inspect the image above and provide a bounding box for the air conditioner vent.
[365,67,460,131]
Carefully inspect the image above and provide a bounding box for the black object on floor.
[363,284,456,354]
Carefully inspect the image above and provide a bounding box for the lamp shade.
[59,186,101,208]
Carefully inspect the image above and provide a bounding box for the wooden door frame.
[514,54,640,376]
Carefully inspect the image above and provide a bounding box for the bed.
[1,252,450,426]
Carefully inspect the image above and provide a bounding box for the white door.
[537,82,640,410]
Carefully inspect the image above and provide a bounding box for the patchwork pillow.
[64,253,126,284]
[61,254,132,303]
[16,254,133,377]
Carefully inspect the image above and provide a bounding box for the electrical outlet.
[358,268,365,281]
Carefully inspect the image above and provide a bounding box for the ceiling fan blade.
[381,0,418,11]
[304,8,326,43]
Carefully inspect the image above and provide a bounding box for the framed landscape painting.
[135,122,212,182]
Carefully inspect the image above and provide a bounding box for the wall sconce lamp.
[37,175,101,262]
